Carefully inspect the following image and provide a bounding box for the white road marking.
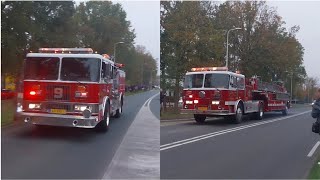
[307,141,320,157]
[160,110,311,151]
[144,92,159,108]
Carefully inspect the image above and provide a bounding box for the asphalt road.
[1,90,159,179]
[160,106,320,179]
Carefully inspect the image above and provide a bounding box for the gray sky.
[267,1,320,81]
[117,1,160,75]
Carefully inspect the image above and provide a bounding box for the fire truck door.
[111,67,120,110]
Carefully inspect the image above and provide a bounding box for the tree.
[161,1,307,111]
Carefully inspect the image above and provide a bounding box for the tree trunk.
[174,77,180,112]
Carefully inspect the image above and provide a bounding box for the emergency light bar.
[39,48,94,54]
[191,67,228,72]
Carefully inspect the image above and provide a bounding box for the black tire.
[282,106,288,116]
[234,104,244,124]
[95,103,110,132]
[253,103,264,120]
[114,97,123,118]
[194,114,206,123]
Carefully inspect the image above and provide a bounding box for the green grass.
[1,99,16,126]
[160,107,192,120]
[308,157,320,179]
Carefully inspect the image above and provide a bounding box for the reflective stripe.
[225,101,236,105]
[268,104,285,106]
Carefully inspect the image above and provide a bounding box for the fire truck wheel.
[96,103,110,132]
[194,114,206,123]
[282,106,288,116]
[114,97,123,118]
[234,104,244,124]
[254,103,264,120]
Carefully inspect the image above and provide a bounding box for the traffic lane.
[1,90,158,179]
[150,92,160,120]
[161,107,311,145]
[161,113,319,179]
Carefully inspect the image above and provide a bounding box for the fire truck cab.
[17,48,125,132]
[181,67,290,124]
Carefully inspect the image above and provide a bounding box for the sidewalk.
[102,94,160,179]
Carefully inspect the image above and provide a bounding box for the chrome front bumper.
[18,112,99,128]
[181,109,235,116]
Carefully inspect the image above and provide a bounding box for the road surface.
[2,90,159,179]
[161,106,320,179]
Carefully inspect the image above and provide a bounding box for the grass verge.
[1,99,16,127]
[160,107,192,120]
[308,156,320,179]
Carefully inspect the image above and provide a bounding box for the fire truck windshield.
[24,57,60,80]
[61,58,101,82]
[184,73,230,89]
[204,73,229,88]
[183,74,204,88]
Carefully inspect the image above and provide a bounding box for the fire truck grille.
[46,85,70,101]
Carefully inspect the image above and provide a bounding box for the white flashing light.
[75,105,88,111]
[186,100,193,104]
[212,101,220,105]
[29,103,40,109]
[191,67,228,72]
[39,48,94,54]
[194,100,199,104]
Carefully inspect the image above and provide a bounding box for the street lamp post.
[290,73,293,103]
[285,71,293,103]
[226,28,242,69]
[113,42,125,63]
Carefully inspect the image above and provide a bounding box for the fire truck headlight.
[28,103,40,109]
[212,101,220,105]
[75,92,88,98]
[194,100,199,104]
[75,105,90,111]
[185,100,193,104]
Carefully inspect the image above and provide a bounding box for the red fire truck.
[17,48,125,132]
[181,67,290,124]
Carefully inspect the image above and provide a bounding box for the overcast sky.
[117,1,160,75]
[267,1,320,81]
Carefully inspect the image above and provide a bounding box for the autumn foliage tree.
[1,1,157,88]
[161,1,306,109]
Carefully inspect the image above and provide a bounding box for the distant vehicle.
[1,89,15,100]
[181,66,290,124]
[178,97,183,107]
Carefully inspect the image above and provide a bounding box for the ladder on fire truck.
[252,76,290,101]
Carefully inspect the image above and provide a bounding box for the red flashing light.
[30,91,36,95]
[115,63,125,68]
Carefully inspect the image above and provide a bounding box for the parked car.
[1,89,15,100]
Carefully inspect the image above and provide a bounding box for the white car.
[178,97,183,107]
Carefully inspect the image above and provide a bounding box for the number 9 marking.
[54,88,63,98]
